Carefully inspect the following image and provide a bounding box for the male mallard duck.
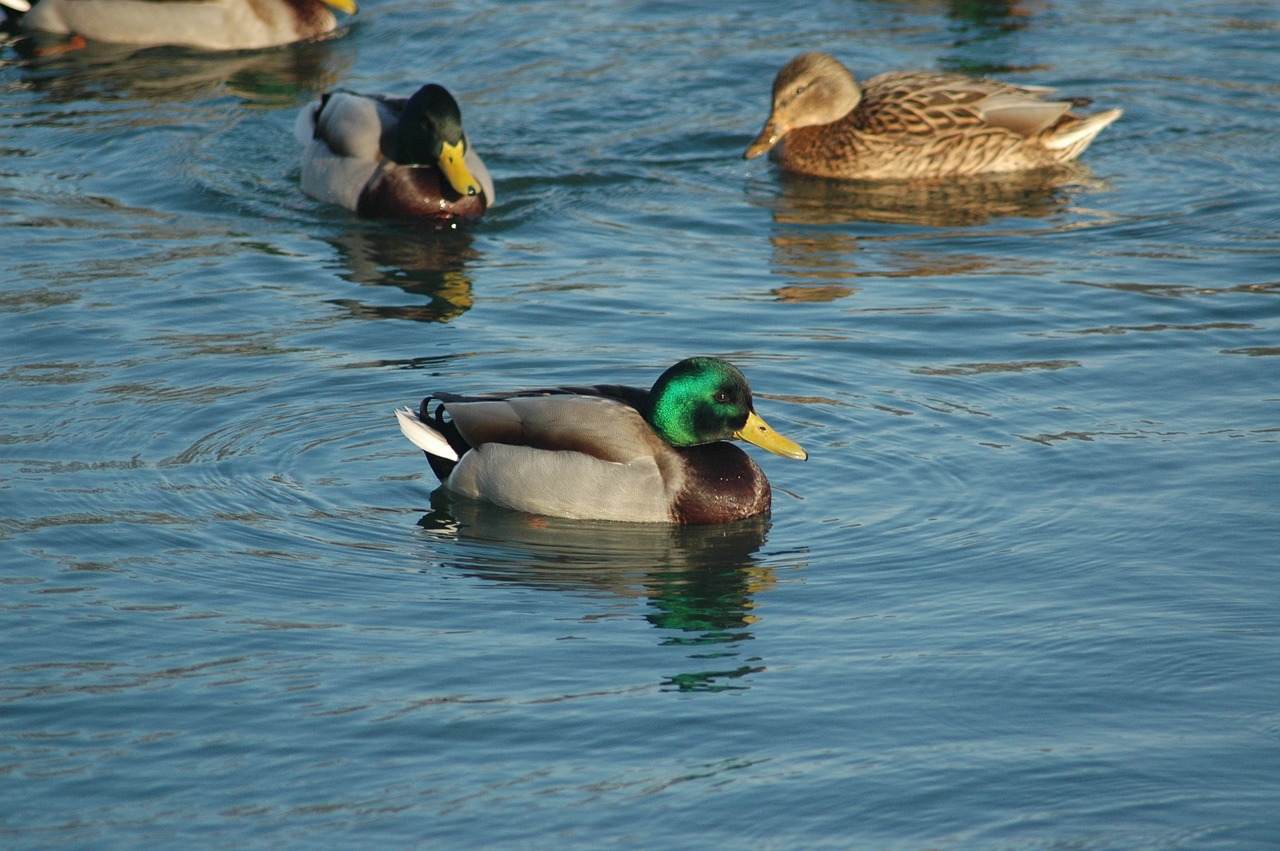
[745,51,1122,180]
[296,84,494,224]
[395,357,808,524]
[13,0,355,51]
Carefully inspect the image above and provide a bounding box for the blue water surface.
[2,0,1278,847]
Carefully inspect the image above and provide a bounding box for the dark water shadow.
[941,0,1039,75]
[415,490,799,692]
[8,33,349,105]
[323,225,479,324]
[861,0,1039,74]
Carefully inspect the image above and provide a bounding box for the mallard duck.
[395,357,808,524]
[12,0,356,51]
[295,84,494,224]
[745,51,1122,180]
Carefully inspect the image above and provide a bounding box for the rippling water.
[3,0,1279,847]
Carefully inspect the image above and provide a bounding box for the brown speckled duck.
[745,51,1122,180]
[395,358,808,525]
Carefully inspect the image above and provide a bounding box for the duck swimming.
[296,83,494,224]
[745,51,1122,180]
[395,357,808,524]
[11,0,355,51]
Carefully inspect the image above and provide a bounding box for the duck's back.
[856,73,1061,136]
[296,92,391,209]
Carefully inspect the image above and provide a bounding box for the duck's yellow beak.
[439,140,482,198]
[322,0,357,14]
[735,410,808,460]
[744,118,787,159]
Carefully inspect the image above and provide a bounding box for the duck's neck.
[645,403,696,447]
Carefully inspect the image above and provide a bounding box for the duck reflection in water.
[753,165,1100,229]
[7,30,348,105]
[416,492,804,692]
[8,0,355,52]
[749,167,1113,303]
[325,225,478,324]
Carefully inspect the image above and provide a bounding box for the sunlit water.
[3,0,1279,847]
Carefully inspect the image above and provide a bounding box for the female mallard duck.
[296,83,494,224]
[745,51,1122,180]
[395,357,808,524]
[12,0,355,51]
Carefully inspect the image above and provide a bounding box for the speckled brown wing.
[855,72,1063,138]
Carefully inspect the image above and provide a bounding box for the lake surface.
[3,0,1279,847]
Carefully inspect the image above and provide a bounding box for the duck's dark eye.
[713,391,730,404]
[795,85,808,96]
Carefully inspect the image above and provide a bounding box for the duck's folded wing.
[860,73,1065,137]
[305,91,398,159]
[443,395,664,464]
[976,93,1074,138]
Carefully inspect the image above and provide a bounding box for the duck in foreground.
[745,51,1122,180]
[296,84,494,224]
[395,358,808,524]
[11,0,355,51]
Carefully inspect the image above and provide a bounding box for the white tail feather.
[395,407,460,462]
[1045,108,1123,151]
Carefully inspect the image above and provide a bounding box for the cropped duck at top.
[296,84,495,225]
[745,51,1122,180]
[9,0,356,51]
[395,358,808,525]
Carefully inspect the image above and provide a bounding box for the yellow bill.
[735,410,808,460]
[322,0,358,14]
[438,140,482,198]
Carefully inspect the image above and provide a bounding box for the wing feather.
[443,396,663,464]
[859,73,1071,139]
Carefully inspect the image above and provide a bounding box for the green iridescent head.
[396,84,482,197]
[644,357,807,460]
